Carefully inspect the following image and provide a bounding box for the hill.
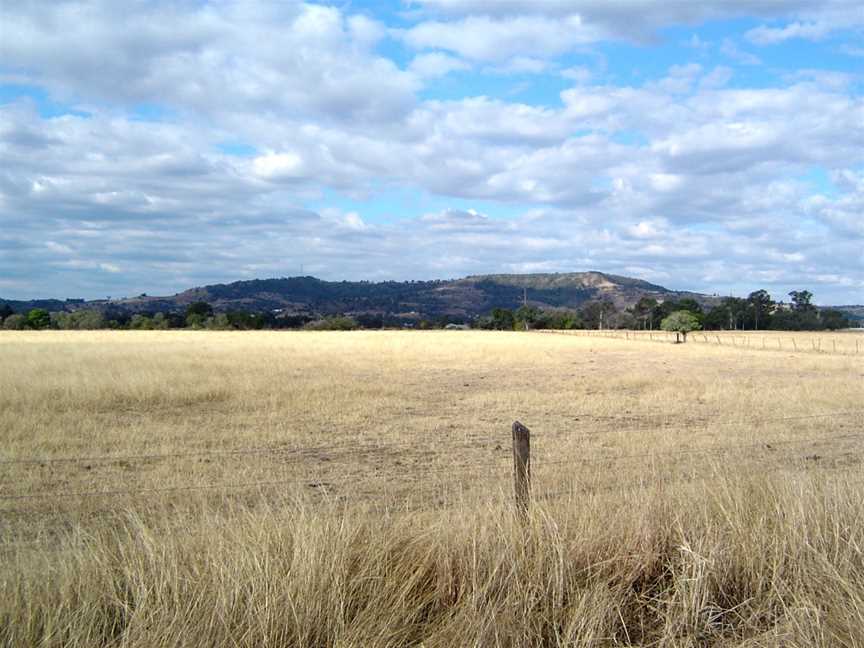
[1,272,719,321]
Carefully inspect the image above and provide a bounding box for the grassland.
[1,330,863,646]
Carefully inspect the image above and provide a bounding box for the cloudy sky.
[1,1,862,303]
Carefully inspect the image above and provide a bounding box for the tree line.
[469,289,850,332]
[0,289,853,332]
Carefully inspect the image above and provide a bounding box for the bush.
[304,316,358,331]
[26,309,51,330]
[661,310,702,342]
[129,314,155,330]
[2,314,26,330]
[51,310,107,330]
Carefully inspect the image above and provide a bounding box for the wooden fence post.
[512,421,531,515]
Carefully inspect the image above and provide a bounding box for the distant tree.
[151,312,171,330]
[205,314,231,330]
[702,305,729,330]
[674,298,703,315]
[26,308,51,330]
[514,305,541,330]
[709,297,748,330]
[353,313,384,329]
[3,314,26,330]
[649,300,679,330]
[51,309,106,330]
[490,308,516,331]
[661,310,702,343]
[185,302,213,327]
[0,303,13,323]
[631,297,657,329]
[221,311,266,330]
[783,290,820,329]
[820,309,850,330]
[746,289,774,330]
[540,309,582,330]
[789,290,815,313]
[185,313,206,329]
[129,314,154,330]
[304,315,358,331]
[581,300,617,330]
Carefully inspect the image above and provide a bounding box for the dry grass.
[544,328,864,355]
[1,330,863,646]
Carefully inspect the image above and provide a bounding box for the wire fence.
[536,328,864,354]
[1,410,860,519]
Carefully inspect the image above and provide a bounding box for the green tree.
[490,308,515,331]
[52,309,107,330]
[661,310,702,343]
[129,314,150,330]
[542,309,581,330]
[304,315,358,331]
[820,309,849,330]
[715,297,748,330]
[581,300,617,330]
[152,313,171,330]
[185,302,213,327]
[205,314,231,330]
[673,298,703,315]
[631,297,657,329]
[514,305,541,330]
[789,290,815,313]
[746,289,774,330]
[26,308,51,330]
[185,313,206,329]
[3,313,26,330]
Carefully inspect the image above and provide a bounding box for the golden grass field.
[1,330,863,646]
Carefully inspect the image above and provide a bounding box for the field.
[1,330,863,646]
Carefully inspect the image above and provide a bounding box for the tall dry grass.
[1,330,863,646]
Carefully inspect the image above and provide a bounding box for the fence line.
[536,328,863,354]
[535,429,862,467]
[3,410,861,468]
[537,449,863,502]
[3,424,859,504]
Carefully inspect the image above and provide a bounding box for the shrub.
[2,314,26,330]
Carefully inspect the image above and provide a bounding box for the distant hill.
[1,272,720,321]
[826,305,864,323]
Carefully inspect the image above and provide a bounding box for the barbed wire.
[537,450,863,501]
[0,456,512,503]
[534,430,862,467]
[1,431,858,506]
[536,329,862,354]
[1,410,860,467]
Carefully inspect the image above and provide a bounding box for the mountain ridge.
[1,271,719,320]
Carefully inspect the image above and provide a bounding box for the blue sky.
[0,0,862,303]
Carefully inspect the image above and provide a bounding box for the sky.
[1,1,862,304]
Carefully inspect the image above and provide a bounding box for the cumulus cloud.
[411,0,854,42]
[0,1,861,303]
[408,52,470,78]
[0,1,417,126]
[400,14,599,62]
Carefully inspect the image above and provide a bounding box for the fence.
[2,410,862,549]
[537,329,864,354]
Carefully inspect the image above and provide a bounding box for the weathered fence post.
[512,421,531,515]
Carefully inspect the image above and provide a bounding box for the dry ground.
[1,330,863,646]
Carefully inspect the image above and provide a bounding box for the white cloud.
[0,1,417,126]
[746,21,833,45]
[0,2,862,303]
[252,152,305,180]
[408,52,470,78]
[400,15,599,62]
